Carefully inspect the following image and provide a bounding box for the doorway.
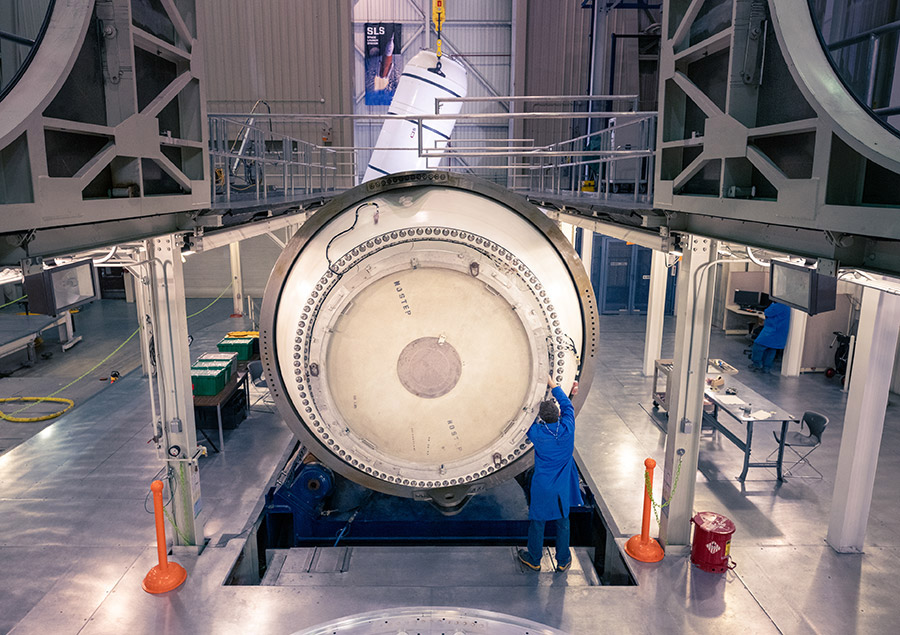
[581,234,676,315]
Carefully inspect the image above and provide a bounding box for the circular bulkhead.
[260,171,598,511]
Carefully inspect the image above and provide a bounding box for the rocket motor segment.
[260,172,597,510]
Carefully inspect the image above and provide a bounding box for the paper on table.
[714,395,745,405]
[751,410,775,420]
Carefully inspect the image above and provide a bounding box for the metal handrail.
[826,18,900,50]
[208,96,657,205]
[434,94,641,113]
[208,110,655,122]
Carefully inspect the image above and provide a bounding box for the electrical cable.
[325,202,378,276]
[4,277,235,420]
[0,325,142,420]
[162,506,191,545]
[143,467,190,546]
[0,295,27,310]
[332,490,375,547]
[168,463,194,545]
[144,467,174,513]
[186,281,233,319]
[0,397,74,422]
[746,246,771,267]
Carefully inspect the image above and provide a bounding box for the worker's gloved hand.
[547,374,557,389]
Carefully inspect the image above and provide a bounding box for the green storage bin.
[217,336,255,361]
[191,360,232,383]
[198,351,238,375]
[191,367,228,396]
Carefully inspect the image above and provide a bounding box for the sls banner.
[364,22,402,105]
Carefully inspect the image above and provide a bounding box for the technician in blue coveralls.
[750,300,791,373]
[517,375,583,572]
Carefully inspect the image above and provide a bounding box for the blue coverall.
[524,385,584,566]
[751,301,791,372]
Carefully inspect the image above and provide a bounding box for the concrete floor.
[578,314,900,633]
[1,303,898,633]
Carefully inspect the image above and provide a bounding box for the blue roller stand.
[296,463,333,503]
[264,451,595,548]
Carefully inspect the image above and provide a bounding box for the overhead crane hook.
[429,0,446,76]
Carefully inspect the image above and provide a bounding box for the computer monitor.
[733,289,761,308]
[769,259,836,315]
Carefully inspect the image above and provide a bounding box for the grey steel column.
[229,242,243,317]
[659,235,718,550]
[146,235,204,548]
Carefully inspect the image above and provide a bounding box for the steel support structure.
[642,249,668,376]
[229,242,244,317]
[659,235,717,550]
[132,267,155,378]
[826,285,900,553]
[0,0,209,266]
[145,235,204,548]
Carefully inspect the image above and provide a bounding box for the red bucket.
[690,511,736,573]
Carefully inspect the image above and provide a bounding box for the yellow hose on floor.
[0,397,75,422]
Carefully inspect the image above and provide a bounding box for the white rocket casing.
[260,172,598,512]
[364,51,467,182]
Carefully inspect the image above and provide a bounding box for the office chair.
[247,360,274,411]
[771,411,828,479]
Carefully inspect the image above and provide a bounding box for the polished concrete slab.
[574,314,900,633]
[1,309,898,633]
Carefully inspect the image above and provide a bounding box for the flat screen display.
[733,290,761,307]
[771,263,811,308]
[770,260,836,315]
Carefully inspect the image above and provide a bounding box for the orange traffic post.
[624,458,665,563]
[142,480,187,594]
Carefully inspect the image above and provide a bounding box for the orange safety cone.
[624,458,665,563]
[142,480,187,594]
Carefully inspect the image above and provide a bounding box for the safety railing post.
[648,116,657,203]
[305,145,311,194]
[283,135,289,198]
[634,121,642,202]
[260,128,268,200]
[624,458,665,563]
[142,480,187,593]
[225,120,232,204]
[208,118,215,203]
